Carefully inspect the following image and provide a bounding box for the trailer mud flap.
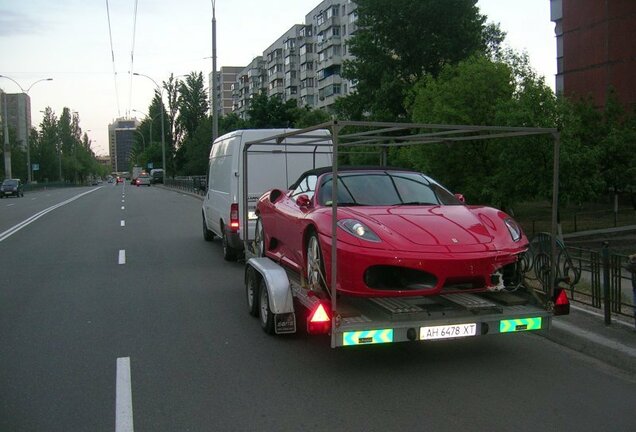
[275,313,296,334]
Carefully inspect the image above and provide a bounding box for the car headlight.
[337,219,381,243]
[504,218,522,242]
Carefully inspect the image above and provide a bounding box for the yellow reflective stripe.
[342,329,394,345]
[499,317,542,333]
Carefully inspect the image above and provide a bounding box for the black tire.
[254,216,265,257]
[222,229,237,261]
[202,214,214,241]
[306,232,327,294]
[259,279,275,334]
[245,266,260,317]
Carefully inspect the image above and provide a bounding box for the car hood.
[341,205,499,248]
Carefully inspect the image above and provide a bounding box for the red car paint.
[256,168,528,297]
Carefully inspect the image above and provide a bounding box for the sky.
[0,0,557,157]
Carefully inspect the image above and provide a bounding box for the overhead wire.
[105,0,121,117]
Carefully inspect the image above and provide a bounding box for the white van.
[202,129,332,261]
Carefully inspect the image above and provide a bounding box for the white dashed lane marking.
[116,357,134,432]
[118,250,126,265]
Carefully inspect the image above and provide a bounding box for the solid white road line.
[116,357,134,432]
[0,188,101,243]
[118,250,126,265]
[121,220,125,227]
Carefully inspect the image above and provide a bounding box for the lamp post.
[133,73,166,176]
[132,109,161,150]
[0,75,53,183]
[211,0,218,142]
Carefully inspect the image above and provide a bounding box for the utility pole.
[211,0,218,142]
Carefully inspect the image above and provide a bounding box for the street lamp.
[211,0,218,142]
[0,75,53,183]
[132,109,161,149]
[132,73,166,176]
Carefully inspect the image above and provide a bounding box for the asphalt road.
[1,184,635,432]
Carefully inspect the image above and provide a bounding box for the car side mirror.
[454,193,466,203]
[296,194,311,208]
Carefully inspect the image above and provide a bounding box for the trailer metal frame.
[241,120,561,347]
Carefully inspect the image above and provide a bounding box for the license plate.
[420,323,477,340]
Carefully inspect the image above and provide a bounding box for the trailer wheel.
[245,266,260,317]
[259,279,275,334]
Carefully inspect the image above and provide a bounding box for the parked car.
[0,178,24,198]
[135,172,151,186]
[202,128,332,261]
[150,168,164,184]
[255,167,528,298]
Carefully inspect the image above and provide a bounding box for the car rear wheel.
[306,232,327,295]
[259,279,275,334]
[202,214,215,241]
[254,216,265,257]
[222,229,237,261]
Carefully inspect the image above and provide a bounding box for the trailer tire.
[259,279,275,334]
[245,266,260,317]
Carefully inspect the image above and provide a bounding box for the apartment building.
[233,57,266,119]
[551,0,636,109]
[209,66,244,117]
[227,0,359,117]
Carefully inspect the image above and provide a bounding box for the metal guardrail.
[525,232,635,326]
[164,176,206,196]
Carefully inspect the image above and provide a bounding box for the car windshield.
[2,180,18,186]
[317,171,462,206]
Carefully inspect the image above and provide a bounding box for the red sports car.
[255,167,528,298]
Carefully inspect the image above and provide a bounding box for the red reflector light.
[307,303,331,334]
[554,289,570,316]
[229,203,239,232]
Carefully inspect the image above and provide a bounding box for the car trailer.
[241,120,569,348]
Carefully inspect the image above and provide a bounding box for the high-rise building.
[233,57,266,119]
[209,66,244,117]
[226,0,359,118]
[108,118,139,173]
[551,0,636,109]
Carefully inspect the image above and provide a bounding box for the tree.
[245,93,299,128]
[336,0,503,120]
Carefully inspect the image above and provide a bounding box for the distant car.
[116,177,124,184]
[136,173,151,186]
[0,178,24,198]
[150,169,164,184]
[108,177,114,183]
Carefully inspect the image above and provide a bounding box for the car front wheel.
[306,232,327,295]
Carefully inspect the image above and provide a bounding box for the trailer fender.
[246,258,294,315]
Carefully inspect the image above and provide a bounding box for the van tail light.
[553,288,570,316]
[229,203,239,232]
[307,302,331,334]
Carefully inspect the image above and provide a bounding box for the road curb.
[541,316,636,375]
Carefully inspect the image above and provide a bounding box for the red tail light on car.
[229,203,239,231]
[307,302,331,334]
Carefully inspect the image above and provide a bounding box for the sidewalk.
[542,304,636,375]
